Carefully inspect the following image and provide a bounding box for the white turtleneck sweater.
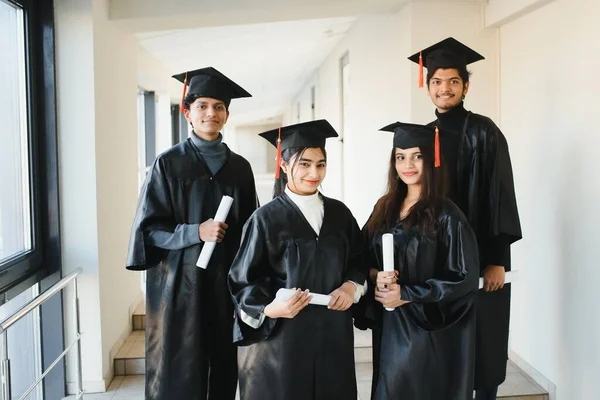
[284,186,324,235]
[240,187,365,329]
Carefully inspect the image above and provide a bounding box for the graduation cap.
[380,122,441,167]
[172,67,252,112]
[259,119,339,179]
[407,37,485,88]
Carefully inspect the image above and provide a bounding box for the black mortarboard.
[380,122,441,167]
[259,119,339,178]
[172,67,252,111]
[407,37,485,88]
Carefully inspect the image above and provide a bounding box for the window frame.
[0,0,61,299]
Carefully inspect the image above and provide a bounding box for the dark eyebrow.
[197,100,225,106]
[431,76,461,81]
[395,151,421,156]
[298,158,327,163]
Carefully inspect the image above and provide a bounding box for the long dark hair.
[273,146,327,198]
[366,146,447,236]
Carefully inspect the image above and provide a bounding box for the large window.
[0,0,61,296]
[0,0,32,270]
[0,0,64,398]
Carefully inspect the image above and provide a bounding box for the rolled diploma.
[478,270,519,289]
[382,233,395,311]
[196,195,234,269]
[275,288,332,306]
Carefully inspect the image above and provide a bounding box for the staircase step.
[114,330,145,376]
[132,302,146,330]
[112,332,371,376]
[119,306,548,399]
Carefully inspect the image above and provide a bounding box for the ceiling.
[136,17,357,125]
[111,0,485,125]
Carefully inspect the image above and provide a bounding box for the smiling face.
[394,147,424,186]
[282,147,327,196]
[427,68,469,113]
[184,97,229,141]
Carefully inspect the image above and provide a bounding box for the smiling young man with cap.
[126,67,258,400]
[409,38,522,400]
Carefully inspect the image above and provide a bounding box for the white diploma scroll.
[196,195,234,269]
[382,233,395,311]
[478,270,519,290]
[275,288,332,307]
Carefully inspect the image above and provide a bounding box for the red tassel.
[434,126,441,168]
[418,51,424,88]
[275,127,282,179]
[179,72,188,113]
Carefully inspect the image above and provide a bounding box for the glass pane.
[0,284,43,400]
[0,1,32,264]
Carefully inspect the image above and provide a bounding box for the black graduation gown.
[126,139,258,400]
[363,200,479,400]
[431,108,522,389]
[228,193,366,400]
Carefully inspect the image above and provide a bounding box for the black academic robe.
[126,139,257,400]
[363,200,479,400]
[431,108,522,389]
[228,193,366,400]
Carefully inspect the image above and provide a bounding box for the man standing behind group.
[126,67,258,400]
[409,38,522,400]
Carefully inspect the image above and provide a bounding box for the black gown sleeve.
[126,158,202,271]
[228,216,278,345]
[401,219,479,303]
[352,214,380,331]
[343,214,368,285]
[483,123,522,266]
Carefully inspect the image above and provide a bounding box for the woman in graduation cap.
[126,67,258,400]
[228,119,367,400]
[357,122,480,400]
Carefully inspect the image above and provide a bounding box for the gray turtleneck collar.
[190,132,228,175]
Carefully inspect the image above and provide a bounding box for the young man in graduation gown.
[228,120,366,400]
[408,38,522,400]
[126,67,258,400]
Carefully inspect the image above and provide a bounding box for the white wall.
[409,1,498,124]
[55,0,105,390]
[137,45,175,155]
[499,0,600,398]
[55,0,172,392]
[231,123,279,175]
[485,0,557,27]
[228,122,280,206]
[92,0,143,386]
[285,12,410,223]
[287,2,497,227]
[155,93,173,154]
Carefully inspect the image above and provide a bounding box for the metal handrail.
[0,269,81,333]
[0,268,84,399]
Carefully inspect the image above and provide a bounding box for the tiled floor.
[75,315,547,400]
[63,375,145,399]
[63,359,546,400]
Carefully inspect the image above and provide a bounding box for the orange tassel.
[179,72,188,113]
[418,51,424,88]
[434,126,441,168]
[275,127,282,179]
